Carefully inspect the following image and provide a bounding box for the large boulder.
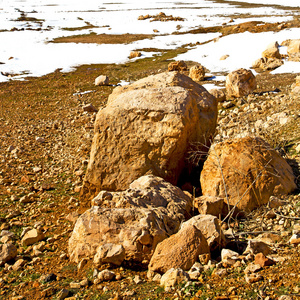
[200,137,297,212]
[0,243,18,266]
[69,175,193,263]
[225,68,256,98]
[287,39,300,61]
[81,71,217,202]
[148,224,209,274]
[252,57,283,71]
[189,64,205,82]
[262,41,281,59]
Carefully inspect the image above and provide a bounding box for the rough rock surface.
[252,57,283,71]
[160,268,190,291]
[168,61,187,72]
[93,243,125,267]
[225,68,257,98]
[209,88,226,102]
[81,71,217,201]
[194,195,224,217]
[287,39,300,61]
[181,214,226,251]
[148,224,209,274]
[200,137,296,212]
[189,64,205,81]
[69,175,193,263]
[95,75,109,86]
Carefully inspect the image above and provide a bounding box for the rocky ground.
[0,15,300,300]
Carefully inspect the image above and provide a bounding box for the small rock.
[41,287,55,297]
[93,243,125,267]
[160,268,190,291]
[129,51,141,59]
[168,60,187,72]
[245,273,263,284]
[56,289,69,300]
[69,282,81,289]
[254,253,275,268]
[21,229,44,246]
[83,103,98,113]
[35,137,45,143]
[244,263,262,274]
[80,278,89,287]
[133,275,142,284]
[95,75,109,86]
[189,64,205,81]
[0,243,18,266]
[98,269,115,282]
[12,259,26,271]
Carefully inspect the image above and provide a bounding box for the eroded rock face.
[148,224,209,274]
[200,137,297,212]
[225,68,256,98]
[69,175,193,264]
[81,71,217,201]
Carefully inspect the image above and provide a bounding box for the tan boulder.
[69,175,193,263]
[168,60,187,72]
[181,214,226,251]
[189,64,205,81]
[93,243,125,267]
[148,225,209,274]
[200,137,296,212]
[225,68,256,98]
[160,268,190,291]
[81,72,217,201]
[95,75,109,86]
[129,51,141,59]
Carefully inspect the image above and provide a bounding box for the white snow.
[0,0,299,82]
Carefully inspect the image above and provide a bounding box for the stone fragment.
[194,195,224,217]
[95,75,109,86]
[245,273,263,283]
[98,269,115,282]
[168,60,187,72]
[252,57,283,71]
[244,240,271,256]
[287,39,300,61]
[160,268,190,291]
[57,289,69,300]
[133,275,142,284]
[81,71,217,200]
[181,214,226,251]
[189,64,205,81]
[93,243,125,267]
[262,42,281,59]
[225,68,256,98]
[0,243,18,265]
[69,282,81,289]
[244,263,262,274]
[83,104,98,113]
[209,88,226,102]
[129,51,141,59]
[21,229,44,246]
[188,262,203,280]
[12,259,26,271]
[148,224,209,274]
[200,137,297,212]
[254,253,275,268]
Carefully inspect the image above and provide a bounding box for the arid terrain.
[0,12,300,300]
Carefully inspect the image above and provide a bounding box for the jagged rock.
[194,195,224,217]
[98,269,115,282]
[148,224,209,274]
[160,268,190,291]
[254,253,275,267]
[69,175,192,263]
[81,71,217,201]
[168,61,187,72]
[95,75,109,86]
[0,243,18,265]
[200,137,297,212]
[83,104,98,113]
[189,64,205,81]
[93,243,125,267]
[180,214,226,252]
[225,68,256,98]
[188,262,204,280]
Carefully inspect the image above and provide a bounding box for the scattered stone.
[225,68,256,98]
[133,275,142,284]
[93,243,125,267]
[209,88,226,102]
[12,259,26,271]
[21,229,44,246]
[220,54,229,60]
[98,269,115,282]
[189,64,205,81]
[95,75,109,86]
[168,60,187,72]
[56,289,69,300]
[188,262,203,280]
[244,263,262,274]
[0,243,18,265]
[129,51,141,59]
[244,240,271,256]
[254,253,275,268]
[69,282,81,289]
[41,287,55,298]
[245,273,263,283]
[262,41,281,59]
[194,196,224,217]
[160,268,190,291]
[252,57,283,71]
[287,39,300,61]
[83,103,98,113]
